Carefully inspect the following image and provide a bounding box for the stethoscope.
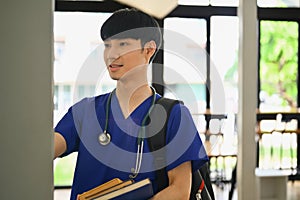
[98,86,157,178]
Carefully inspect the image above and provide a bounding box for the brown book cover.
[78,178,123,200]
[92,178,153,200]
[85,180,133,199]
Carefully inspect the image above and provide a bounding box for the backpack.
[147,97,215,200]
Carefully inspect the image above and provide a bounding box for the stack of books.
[77,178,153,200]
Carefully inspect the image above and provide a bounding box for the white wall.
[0,1,54,199]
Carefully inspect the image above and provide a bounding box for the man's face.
[103,38,148,80]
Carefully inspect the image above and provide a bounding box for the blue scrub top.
[55,92,208,200]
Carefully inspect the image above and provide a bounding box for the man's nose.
[106,46,121,60]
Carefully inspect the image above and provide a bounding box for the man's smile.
[109,63,123,72]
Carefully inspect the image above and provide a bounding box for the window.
[76,85,95,100]
[53,84,72,125]
[208,16,239,175]
[54,85,59,110]
[259,21,298,112]
[210,16,239,114]
[54,37,65,63]
[53,11,114,187]
[178,0,239,6]
[210,0,238,7]
[178,0,209,6]
[164,17,207,113]
[258,20,299,171]
[258,0,300,7]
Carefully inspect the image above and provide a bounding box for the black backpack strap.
[199,162,215,200]
[147,97,183,192]
[147,97,215,200]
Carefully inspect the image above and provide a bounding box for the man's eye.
[119,42,129,46]
[104,43,111,48]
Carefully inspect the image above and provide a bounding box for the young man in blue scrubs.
[54,8,208,200]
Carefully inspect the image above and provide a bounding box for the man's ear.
[144,40,157,57]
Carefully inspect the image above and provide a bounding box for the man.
[54,8,208,200]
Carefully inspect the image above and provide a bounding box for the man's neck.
[115,83,152,118]
[114,64,153,117]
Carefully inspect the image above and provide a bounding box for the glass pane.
[54,85,59,110]
[54,39,65,63]
[53,11,114,187]
[210,16,239,114]
[75,84,97,101]
[259,20,298,112]
[210,16,238,160]
[258,0,300,7]
[210,0,238,7]
[164,17,207,114]
[178,0,209,5]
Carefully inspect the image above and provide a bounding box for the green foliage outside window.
[54,153,77,186]
[260,21,298,109]
[224,21,298,110]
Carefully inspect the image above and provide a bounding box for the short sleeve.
[165,103,208,172]
[54,106,80,157]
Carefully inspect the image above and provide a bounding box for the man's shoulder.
[71,92,110,113]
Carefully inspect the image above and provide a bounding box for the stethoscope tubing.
[99,86,157,179]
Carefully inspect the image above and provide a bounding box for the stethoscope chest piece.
[98,131,111,146]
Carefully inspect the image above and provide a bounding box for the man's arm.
[54,132,67,159]
[150,161,192,200]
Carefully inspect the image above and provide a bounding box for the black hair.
[100,8,162,62]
